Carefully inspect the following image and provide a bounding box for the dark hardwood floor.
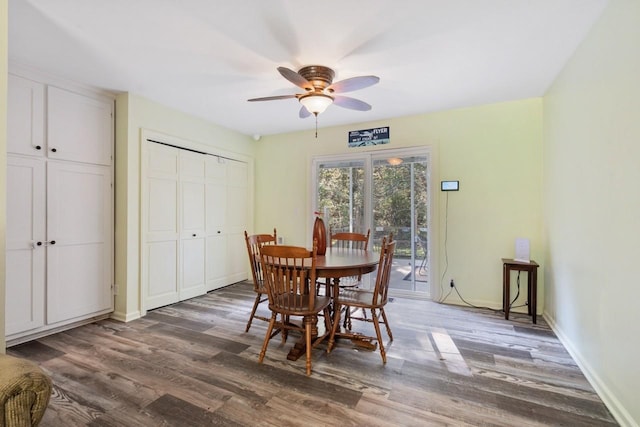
[8,281,617,426]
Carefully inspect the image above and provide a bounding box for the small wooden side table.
[502,258,539,324]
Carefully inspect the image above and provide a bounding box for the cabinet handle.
[217,230,221,234]
[49,240,56,245]
[35,145,42,150]
[37,241,43,246]
[192,234,196,237]
[51,148,57,153]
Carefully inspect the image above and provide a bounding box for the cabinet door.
[144,143,179,310]
[47,86,113,165]
[7,74,45,157]
[5,156,46,336]
[179,151,206,300]
[46,162,113,324]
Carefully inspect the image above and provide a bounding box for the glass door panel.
[372,155,429,296]
[316,159,366,234]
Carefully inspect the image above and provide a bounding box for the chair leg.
[327,302,342,353]
[259,313,277,363]
[380,308,393,341]
[323,306,332,337]
[245,293,262,332]
[282,314,289,344]
[371,308,387,364]
[304,316,313,376]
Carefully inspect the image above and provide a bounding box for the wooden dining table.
[286,247,380,360]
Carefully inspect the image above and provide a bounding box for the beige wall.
[255,98,543,308]
[0,0,7,352]
[113,93,256,321]
[543,0,640,425]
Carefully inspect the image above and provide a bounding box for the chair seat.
[270,294,332,316]
[336,289,385,309]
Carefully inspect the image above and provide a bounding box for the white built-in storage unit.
[141,136,248,312]
[5,71,114,343]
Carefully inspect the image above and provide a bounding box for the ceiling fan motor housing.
[298,65,335,90]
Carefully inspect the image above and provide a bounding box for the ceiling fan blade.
[333,95,372,111]
[299,105,311,118]
[277,67,313,90]
[247,94,298,102]
[327,75,379,94]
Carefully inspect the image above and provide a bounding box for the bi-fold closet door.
[143,140,248,311]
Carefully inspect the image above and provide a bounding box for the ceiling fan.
[248,65,380,119]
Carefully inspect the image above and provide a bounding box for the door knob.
[35,145,42,150]
[51,148,57,153]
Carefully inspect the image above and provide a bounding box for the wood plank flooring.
[8,281,617,426]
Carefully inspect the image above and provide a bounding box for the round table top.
[316,248,380,269]
[314,248,380,279]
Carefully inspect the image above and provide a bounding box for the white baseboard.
[110,310,141,323]
[543,311,638,427]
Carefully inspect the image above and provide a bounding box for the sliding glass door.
[313,148,431,298]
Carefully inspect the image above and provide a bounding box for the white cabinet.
[143,140,248,310]
[5,73,114,342]
[7,75,45,157]
[46,162,113,323]
[47,86,113,165]
[5,157,46,336]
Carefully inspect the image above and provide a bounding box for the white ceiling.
[9,0,608,137]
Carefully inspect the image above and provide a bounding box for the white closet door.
[145,143,180,310]
[46,161,113,324]
[205,157,228,291]
[47,86,113,165]
[179,151,206,300]
[226,161,249,283]
[5,156,46,335]
[7,74,45,157]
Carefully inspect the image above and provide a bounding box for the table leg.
[503,264,510,320]
[527,269,532,316]
[531,268,537,324]
[286,314,318,361]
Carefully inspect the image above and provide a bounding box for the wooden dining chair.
[329,229,370,251]
[259,241,332,376]
[327,236,396,363]
[328,228,371,290]
[243,228,277,332]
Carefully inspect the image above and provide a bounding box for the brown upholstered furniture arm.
[0,354,52,427]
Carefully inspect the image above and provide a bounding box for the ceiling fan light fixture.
[299,94,333,115]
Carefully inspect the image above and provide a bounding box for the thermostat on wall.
[441,180,459,191]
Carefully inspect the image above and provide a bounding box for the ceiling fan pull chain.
[315,113,318,138]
